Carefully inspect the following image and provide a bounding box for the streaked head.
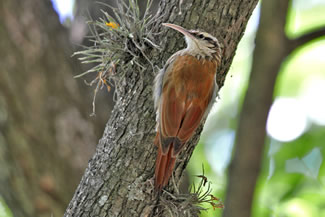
[162,23,221,61]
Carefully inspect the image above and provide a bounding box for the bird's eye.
[198,34,204,39]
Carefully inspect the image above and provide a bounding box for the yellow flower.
[105,22,119,29]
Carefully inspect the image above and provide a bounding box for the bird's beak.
[162,23,196,41]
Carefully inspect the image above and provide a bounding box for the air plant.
[73,0,161,115]
[157,168,224,217]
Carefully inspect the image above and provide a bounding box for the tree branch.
[0,0,101,216]
[287,26,325,54]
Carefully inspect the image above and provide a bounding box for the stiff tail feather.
[155,143,176,190]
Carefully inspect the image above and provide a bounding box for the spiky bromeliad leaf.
[73,0,161,115]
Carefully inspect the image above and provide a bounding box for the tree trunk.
[0,1,101,216]
[223,1,290,216]
[223,0,325,216]
[64,0,258,216]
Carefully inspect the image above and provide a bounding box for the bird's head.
[162,23,221,61]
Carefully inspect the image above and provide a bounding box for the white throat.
[184,36,215,59]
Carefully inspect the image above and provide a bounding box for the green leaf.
[302,147,323,178]
[0,198,13,217]
[285,147,323,179]
[267,157,275,180]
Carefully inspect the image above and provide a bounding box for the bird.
[153,23,222,190]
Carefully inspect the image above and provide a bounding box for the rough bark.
[0,1,101,216]
[64,0,258,216]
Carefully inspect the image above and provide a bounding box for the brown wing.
[155,65,187,190]
[159,86,185,153]
[173,102,205,154]
[155,55,217,189]
[155,83,214,189]
[160,55,217,155]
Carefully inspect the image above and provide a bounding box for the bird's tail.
[155,143,176,190]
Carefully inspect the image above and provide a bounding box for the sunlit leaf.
[302,147,323,178]
[285,147,323,179]
[286,157,306,174]
[0,198,13,217]
[267,157,275,180]
[268,140,283,156]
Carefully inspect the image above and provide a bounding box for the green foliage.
[0,198,12,217]
[285,147,322,178]
[187,1,325,216]
[253,127,325,217]
[187,143,225,217]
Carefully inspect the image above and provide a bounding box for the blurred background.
[0,0,324,217]
[187,0,325,216]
